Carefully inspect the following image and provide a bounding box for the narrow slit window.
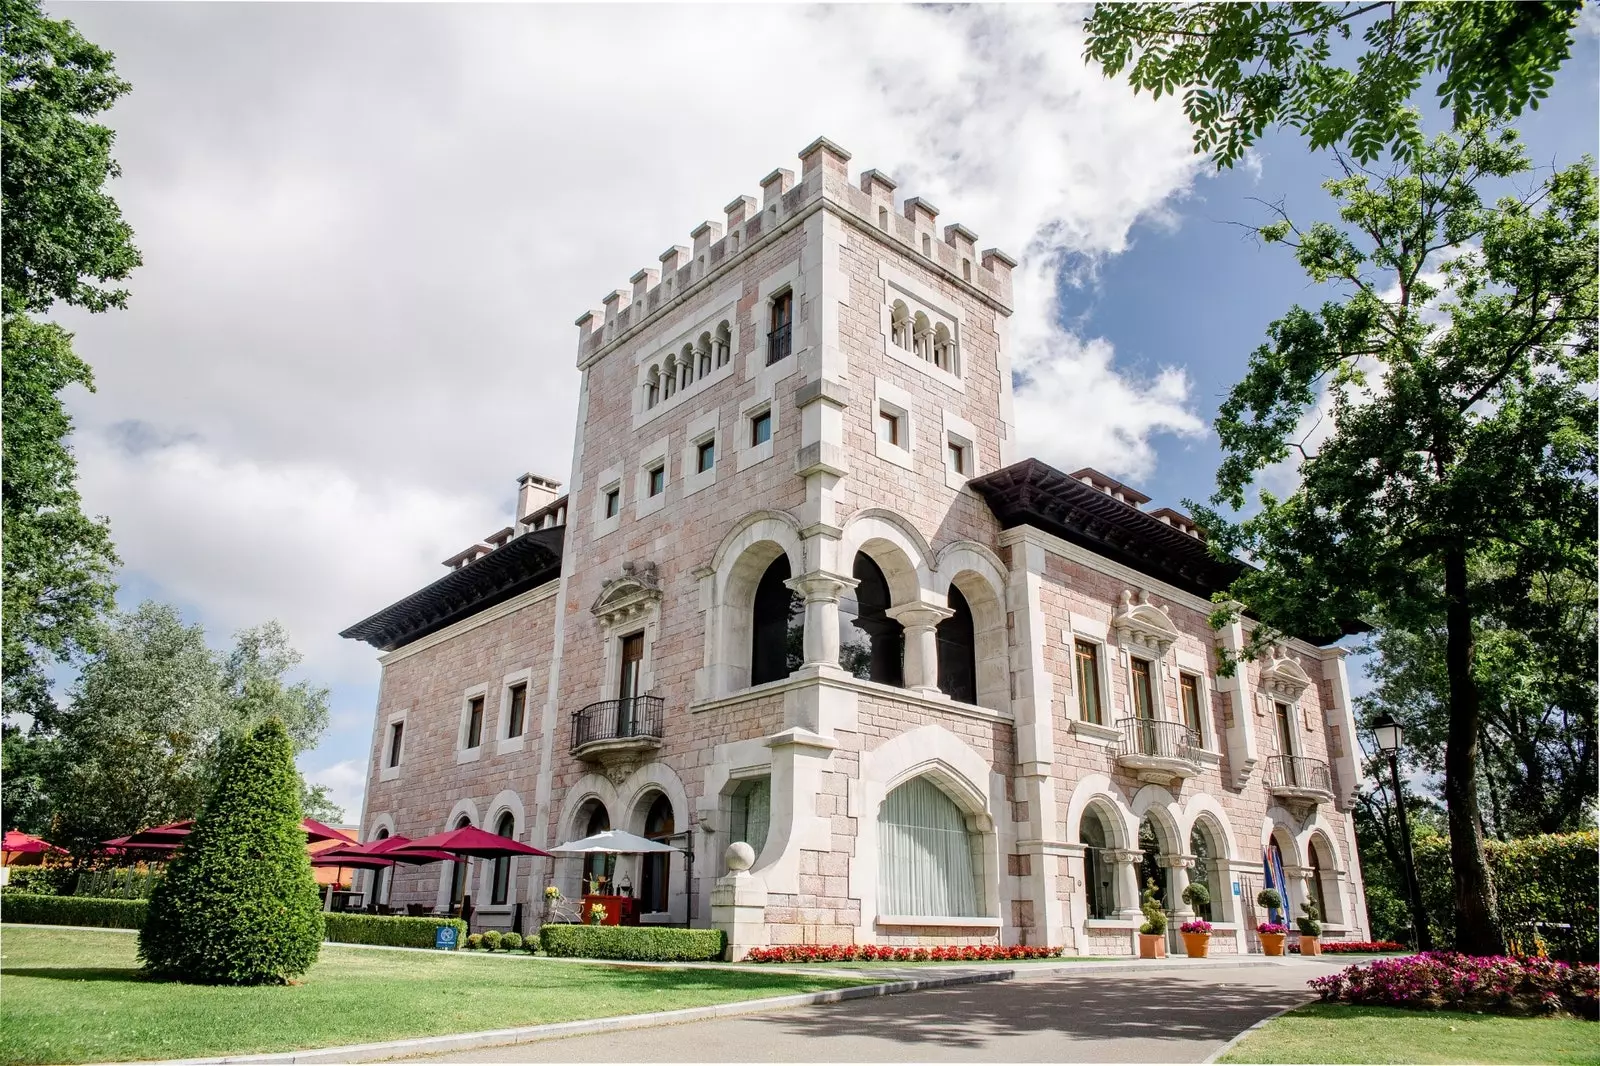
[387,722,404,767]
[506,682,527,739]
[696,438,716,473]
[466,696,485,749]
[648,465,665,497]
[750,410,772,446]
[1074,640,1102,724]
[604,487,621,518]
[1180,673,1202,736]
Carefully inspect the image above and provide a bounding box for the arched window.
[448,815,472,908]
[640,793,675,913]
[936,584,977,704]
[730,777,770,857]
[714,321,732,367]
[645,367,660,409]
[890,301,911,350]
[751,555,803,685]
[697,333,713,378]
[1308,840,1329,924]
[912,311,933,361]
[490,812,516,905]
[932,323,956,373]
[839,552,902,686]
[1081,806,1115,920]
[1189,824,1217,921]
[680,344,695,389]
[662,356,677,399]
[878,776,980,918]
[582,803,614,891]
[1138,815,1166,908]
[371,827,390,907]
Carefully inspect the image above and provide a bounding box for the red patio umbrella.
[104,817,349,854]
[390,826,551,925]
[2,830,65,864]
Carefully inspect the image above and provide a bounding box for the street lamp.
[1370,713,1433,951]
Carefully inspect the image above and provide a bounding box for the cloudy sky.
[49,3,1599,822]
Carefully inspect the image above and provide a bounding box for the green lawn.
[1220,1002,1599,1065]
[0,926,870,1065]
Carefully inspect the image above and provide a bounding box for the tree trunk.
[1442,544,1505,955]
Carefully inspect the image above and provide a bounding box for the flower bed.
[1308,952,1598,1019]
[1290,940,1407,955]
[745,943,1063,964]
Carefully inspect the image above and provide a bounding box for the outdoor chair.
[406,903,429,917]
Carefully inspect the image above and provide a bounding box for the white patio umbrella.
[549,829,681,854]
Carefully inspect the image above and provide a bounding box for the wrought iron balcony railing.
[767,323,792,364]
[1266,754,1333,795]
[570,695,664,755]
[1116,717,1200,762]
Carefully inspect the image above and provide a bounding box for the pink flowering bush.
[1309,952,1598,1019]
[1180,920,1213,934]
[1290,940,1407,955]
[744,943,1064,964]
[1258,921,1288,935]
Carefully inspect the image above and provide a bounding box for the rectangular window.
[696,438,715,473]
[604,487,620,518]
[947,440,967,474]
[466,696,484,749]
[506,683,527,739]
[647,464,665,497]
[387,722,404,768]
[750,409,771,446]
[1074,640,1102,725]
[1180,673,1203,735]
[767,291,793,364]
[877,408,902,447]
[1131,659,1154,719]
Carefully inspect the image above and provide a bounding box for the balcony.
[1115,717,1201,785]
[767,323,792,365]
[571,696,664,768]
[1266,754,1334,809]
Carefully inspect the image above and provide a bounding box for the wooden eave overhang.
[340,525,565,651]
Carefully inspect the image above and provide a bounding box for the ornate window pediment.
[591,561,662,628]
[1260,647,1312,700]
[1111,589,1179,654]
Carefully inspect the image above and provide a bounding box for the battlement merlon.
[575,136,1016,361]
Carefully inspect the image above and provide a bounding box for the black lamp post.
[1370,713,1433,951]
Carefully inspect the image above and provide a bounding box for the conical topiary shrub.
[139,718,324,984]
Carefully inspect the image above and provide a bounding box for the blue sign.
[1232,880,1241,897]
[435,925,459,951]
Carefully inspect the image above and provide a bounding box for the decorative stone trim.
[1111,589,1180,654]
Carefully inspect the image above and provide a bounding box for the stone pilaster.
[886,603,953,696]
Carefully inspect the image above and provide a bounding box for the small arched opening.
[1080,803,1119,920]
[371,826,391,906]
[839,551,903,685]
[579,800,614,892]
[751,555,803,685]
[490,811,517,906]
[640,793,675,914]
[935,584,976,704]
[448,814,473,908]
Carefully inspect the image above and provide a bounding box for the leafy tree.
[1084,1,1585,168]
[2,602,341,856]
[1,0,140,718]
[1187,122,1596,955]
[139,718,324,985]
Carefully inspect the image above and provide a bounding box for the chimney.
[517,473,563,523]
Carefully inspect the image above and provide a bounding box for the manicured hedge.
[539,924,727,961]
[323,913,467,949]
[1415,831,1598,961]
[1,892,147,928]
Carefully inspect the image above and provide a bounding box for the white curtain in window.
[878,777,980,917]
[732,778,770,856]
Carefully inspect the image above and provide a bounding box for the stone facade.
[347,137,1370,956]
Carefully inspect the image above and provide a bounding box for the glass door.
[617,634,643,736]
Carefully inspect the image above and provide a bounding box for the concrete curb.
[1201,1000,1309,1064]
[87,969,1013,1066]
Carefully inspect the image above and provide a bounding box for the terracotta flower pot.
[1260,932,1287,957]
[1300,935,1321,956]
[1181,931,1211,958]
[1139,933,1167,959]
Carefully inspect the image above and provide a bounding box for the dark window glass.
[1082,810,1113,919]
[751,555,803,685]
[1180,673,1202,734]
[507,683,527,739]
[648,465,665,497]
[466,697,484,748]
[840,552,903,686]
[449,816,472,907]
[750,410,771,446]
[371,827,390,905]
[640,794,675,913]
[582,805,614,890]
[1189,826,1215,920]
[604,488,620,518]
[936,584,977,704]
[491,812,516,905]
[697,439,715,473]
[388,722,404,767]
[1131,659,1154,719]
[1075,641,1102,724]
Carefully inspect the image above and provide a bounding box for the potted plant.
[1179,881,1212,957]
[588,901,608,926]
[1257,888,1287,956]
[1296,899,1323,956]
[1138,878,1168,959]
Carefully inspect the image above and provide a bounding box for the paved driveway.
[409,959,1346,1063]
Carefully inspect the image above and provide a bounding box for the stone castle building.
[343,136,1371,955]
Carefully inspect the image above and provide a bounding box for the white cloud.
[54,3,1208,772]
[299,756,367,827]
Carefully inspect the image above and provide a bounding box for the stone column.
[886,603,953,696]
[1282,864,1316,925]
[709,843,769,962]
[1159,853,1198,923]
[1105,848,1145,923]
[785,571,856,668]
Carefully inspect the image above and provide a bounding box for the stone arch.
[618,761,692,920]
[364,811,396,843]
[838,508,933,608]
[435,798,480,910]
[1130,785,1184,854]
[1063,773,1135,850]
[854,724,1003,935]
[361,812,397,907]
[553,773,620,898]
[706,511,806,697]
[483,789,526,908]
[1065,774,1135,924]
[932,541,1008,709]
[1302,822,1346,927]
[1182,795,1239,926]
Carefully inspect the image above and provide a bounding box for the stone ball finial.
[725,842,755,872]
